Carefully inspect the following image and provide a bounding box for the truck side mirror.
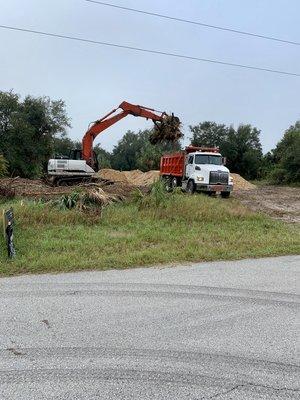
[222,157,227,165]
[195,166,201,171]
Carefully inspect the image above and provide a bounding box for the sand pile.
[124,170,160,186]
[96,169,159,186]
[231,173,256,190]
[96,169,128,183]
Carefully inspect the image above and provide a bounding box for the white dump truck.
[160,146,233,197]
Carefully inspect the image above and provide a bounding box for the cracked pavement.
[0,255,299,399]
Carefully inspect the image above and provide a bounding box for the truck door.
[186,155,194,178]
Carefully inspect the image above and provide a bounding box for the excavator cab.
[69,149,99,172]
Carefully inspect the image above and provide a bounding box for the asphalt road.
[0,256,299,399]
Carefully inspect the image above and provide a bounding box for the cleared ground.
[0,256,299,399]
[234,186,300,223]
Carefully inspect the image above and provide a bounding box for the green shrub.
[133,179,168,210]
[268,168,289,184]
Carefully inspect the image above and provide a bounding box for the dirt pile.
[231,174,256,190]
[96,169,159,186]
[124,170,160,186]
[96,169,128,183]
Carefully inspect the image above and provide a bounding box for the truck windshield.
[195,155,222,165]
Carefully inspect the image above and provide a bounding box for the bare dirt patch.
[234,186,300,223]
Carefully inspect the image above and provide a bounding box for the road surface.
[0,256,299,399]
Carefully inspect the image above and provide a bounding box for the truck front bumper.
[195,184,233,192]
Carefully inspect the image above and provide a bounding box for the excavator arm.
[82,101,165,168]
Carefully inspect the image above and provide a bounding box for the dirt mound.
[96,169,128,183]
[231,173,256,190]
[123,170,160,186]
[96,169,159,186]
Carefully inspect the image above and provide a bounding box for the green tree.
[53,133,75,157]
[111,130,141,170]
[0,91,70,178]
[223,125,263,180]
[189,122,263,179]
[190,121,229,151]
[94,144,112,168]
[269,122,300,183]
[111,129,181,171]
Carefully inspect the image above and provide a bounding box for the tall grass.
[0,192,299,276]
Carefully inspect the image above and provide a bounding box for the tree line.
[0,91,299,184]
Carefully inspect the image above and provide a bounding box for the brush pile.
[149,114,182,144]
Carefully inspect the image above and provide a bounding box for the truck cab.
[160,146,233,197]
[183,151,233,196]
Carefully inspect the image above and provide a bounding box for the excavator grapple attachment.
[150,114,182,144]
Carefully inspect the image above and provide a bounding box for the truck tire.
[221,191,230,198]
[171,177,178,189]
[162,176,173,192]
[187,180,195,194]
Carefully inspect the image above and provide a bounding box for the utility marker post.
[2,208,16,258]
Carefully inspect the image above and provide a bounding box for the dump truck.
[160,146,233,197]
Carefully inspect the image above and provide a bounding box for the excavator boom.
[82,101,165,168]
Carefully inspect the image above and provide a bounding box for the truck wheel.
[171,177,178,189]
[163,177,173,192]
[221,191,230,198]
[187,180,195,194]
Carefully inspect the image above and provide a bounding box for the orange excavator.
[47,101,171,186]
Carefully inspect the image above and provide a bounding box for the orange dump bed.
[160,152,185,177]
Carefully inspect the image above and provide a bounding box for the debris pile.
[149,114,182,144]
[0,171,255,200]
[0,178,71,198]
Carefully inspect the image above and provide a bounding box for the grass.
[0,191,299,276]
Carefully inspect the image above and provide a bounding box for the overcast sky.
[1,0,299,153]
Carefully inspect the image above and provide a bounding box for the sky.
[1,0,299,153]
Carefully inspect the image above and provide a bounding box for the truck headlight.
[229,176,233,183]
[196,176,204,182]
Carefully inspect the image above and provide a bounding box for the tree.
[53,133,75,157]
[190,121,229,151]
[0,91,71,178]
[94,144,112,169]
[111,131,141,170]
[189,122,263,179]
[223,125,263,180]
[111,129,181,171]
[269,121,300,183]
